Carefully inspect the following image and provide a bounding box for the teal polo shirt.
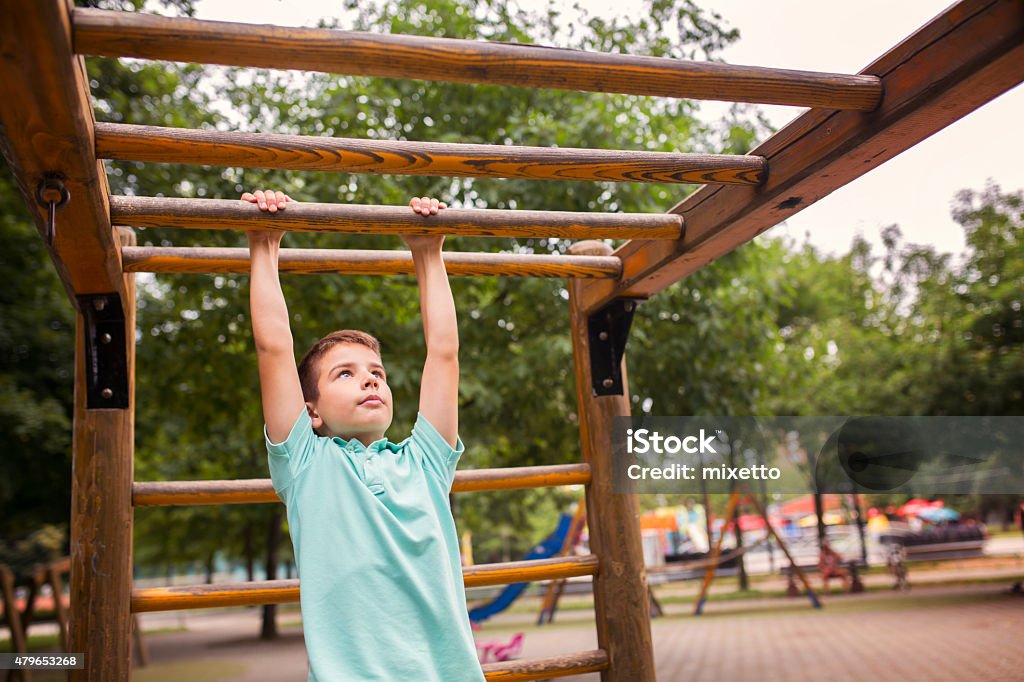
[266,408,485,682]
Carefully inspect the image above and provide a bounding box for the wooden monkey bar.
[73,8,882,110]
[120,246,623,278]
[480,650,609,681]
[110,195,685,240]
[95,122,766,186]
[132,463,593,506]
[130,555,599,611]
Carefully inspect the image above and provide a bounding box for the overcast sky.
[193,0,1023,260]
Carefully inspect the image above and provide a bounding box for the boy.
[243,189,486,681]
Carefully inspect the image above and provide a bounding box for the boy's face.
[307,342,393,442]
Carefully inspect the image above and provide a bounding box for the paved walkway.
[121,581,1024,681]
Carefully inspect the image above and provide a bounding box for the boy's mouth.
[360,395,384,406]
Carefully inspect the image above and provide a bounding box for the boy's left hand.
[410,196,446,216]
[402,196,447,250]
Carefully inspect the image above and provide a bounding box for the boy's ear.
[306,402,322,429]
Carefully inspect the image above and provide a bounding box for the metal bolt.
[100,333,112,344]
[101,388,113,399]
[602,378,614,388]
[624,302,634,312]
[598,331,609,341]
[93,298,106,311]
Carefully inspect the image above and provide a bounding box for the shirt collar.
[333,435,400,453]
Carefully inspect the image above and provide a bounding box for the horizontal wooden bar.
[121,246,621,279]
[132,579,299,613]
[74,9,881,110]
[95,123,766,186]
[455,463,591,493]
[110,196,684,240]
[578,0,1024,313]
[464,555,597,589]
[133,479,275,506]
[133,464,592,506]
[131,555,598,612]
[482,649,609,681]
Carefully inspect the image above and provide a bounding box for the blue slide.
[468,512,574,624]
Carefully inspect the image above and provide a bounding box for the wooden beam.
[73,8,881,110]
[68,229,137,682]
[131,555,599,612]
[0,1,127,310]
[578,0,1024,313]
[110,196,684,240]
[121,246,622,279]
[567,240,656,681]
[482,649,609,681]
[95,123,766,186]
[132,464,593,506]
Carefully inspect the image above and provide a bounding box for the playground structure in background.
[0,557,148,682]
[465,504,588,627]
[1,2,1020,679]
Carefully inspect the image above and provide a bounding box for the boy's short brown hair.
[298,330,382,403]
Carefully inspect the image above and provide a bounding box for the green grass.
[985,528,1024,539]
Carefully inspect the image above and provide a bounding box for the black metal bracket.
[587,297,643,396]
[77,293,129,409]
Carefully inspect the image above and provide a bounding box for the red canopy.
[775,494,842,516]
[898,498,942,516]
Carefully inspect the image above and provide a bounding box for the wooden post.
[567,240,655,682]
[1,566,30,682]
[693,491,741,615]
[745,490,821,609]
[69,228,137,681]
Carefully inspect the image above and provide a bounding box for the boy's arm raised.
[245,191,305,444]
[406,197,458,449]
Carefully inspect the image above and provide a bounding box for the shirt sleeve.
[409,411,465,490]
[265,407,318,497]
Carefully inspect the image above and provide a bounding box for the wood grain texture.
[0,1,126,309]
[95,122,766,185]
[132,464,593,506]
[567,241,656,682]
[69,230,137,682]
[110,195,684,240]
[120,246,622,279]
[131,555,598,612]
[482,649,609,681]
[73,8,881,110]
[579,0,1024,313]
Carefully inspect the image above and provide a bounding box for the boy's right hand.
[242,190,293,244]
[242,189,292,213]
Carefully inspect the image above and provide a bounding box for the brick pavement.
[511,584,1024,681]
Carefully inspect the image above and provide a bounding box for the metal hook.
[35,173,70,247]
